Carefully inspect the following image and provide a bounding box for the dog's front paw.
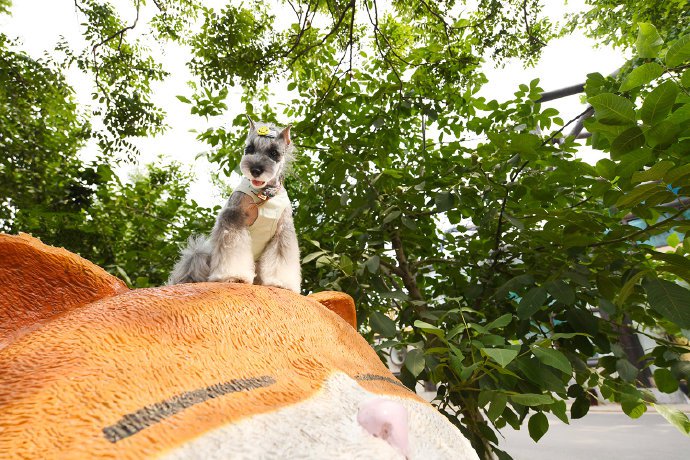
[208,271,254,284]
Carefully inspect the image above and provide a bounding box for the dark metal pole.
[537,83,585,103]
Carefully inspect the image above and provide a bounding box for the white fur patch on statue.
[164,372,479,460]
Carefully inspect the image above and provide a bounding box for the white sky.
[1,0,627,207]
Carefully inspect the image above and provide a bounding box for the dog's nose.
[250,167,263,178]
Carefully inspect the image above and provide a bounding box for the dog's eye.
[268,148,280,161]
[244,145,255,155]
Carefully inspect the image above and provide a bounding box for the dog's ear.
[279,125,291,145]
[245,115,256,131]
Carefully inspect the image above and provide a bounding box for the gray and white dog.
[168,116,301,292]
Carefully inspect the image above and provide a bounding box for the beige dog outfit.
[235,177,291,261]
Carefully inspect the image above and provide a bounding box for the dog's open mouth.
[251,179,266,188]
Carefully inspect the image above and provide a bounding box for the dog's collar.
[236,177,281,204]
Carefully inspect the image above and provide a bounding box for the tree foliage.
[2,1,690,458]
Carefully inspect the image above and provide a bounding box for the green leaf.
[545,280,575,305]
[636,23,664,58]
[647,251,690,275]
[528,412,549,442]
[401,216,418,230]
[486,313,513,330]
[510,393,554,406]
[447,323,467,340]
[664,163,690,184]
[610,126,645,159]
[481,347,519,368]
[550,400,569,424]
[642,277,690,328]
[622,400,647,419]
[365,255,380,273]
[449,353,464,376]
[302,251,326,264]
[616,358,639,383]
[654,368,679,394]
[478,390,494,408]
[516,357,567,393]
[404,348,425,377]
[380,291,409,301]
[596,158,617,179]
[640,81,679,125]
[619,63,664,91]
[616,147,653,178]
[652,404,690,436]
[460,362,480,381]
[370,312,397,337]
[435,192,454,212]
[646,121,681,148]
[588,93,636,125]
[383,209,401,224]
[494,273,535,299]
[504,213,525,230]
[616,270,650,307]
[533,347,573,375]
[517,286,548,319]
[340,254,353,275]
[176,95,191,104]
[487,393,508,422]
[615,182,664,208]
[414,320,444,338]
[549,332,591,340]
[114,266,132,285]
[682,69,690,88]
[631,161,675,184]
[666,34,690,67]
[571,395,590,419]
[667,232,680,248]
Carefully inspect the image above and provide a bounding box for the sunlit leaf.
[481,347,519,367]
[636,23,663,58]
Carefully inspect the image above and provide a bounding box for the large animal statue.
[0,233,478,459]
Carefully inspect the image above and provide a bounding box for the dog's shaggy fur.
[168,118,301,292]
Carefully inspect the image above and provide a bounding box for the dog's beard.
[240,161,283,189]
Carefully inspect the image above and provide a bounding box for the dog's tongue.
[251,179,265,188]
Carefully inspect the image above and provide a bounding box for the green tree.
[0,12,212,287]
[76,162,215,287]
[2,1,690,459]
[0,32,93,249]
[184,2,690,457]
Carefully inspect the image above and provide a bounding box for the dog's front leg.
[208,202,255,284]
[256,208,301,292]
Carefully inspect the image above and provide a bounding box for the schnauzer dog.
[168,116,301,292]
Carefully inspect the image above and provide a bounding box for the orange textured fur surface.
[0,234,431,459]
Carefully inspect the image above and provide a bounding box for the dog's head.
[240,116,294,189]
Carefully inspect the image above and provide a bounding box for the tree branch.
[287,1,352,67]
[390,230,424,302]
[92,0,141,53]
[521,0,546,48]
[543,106,594,146]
